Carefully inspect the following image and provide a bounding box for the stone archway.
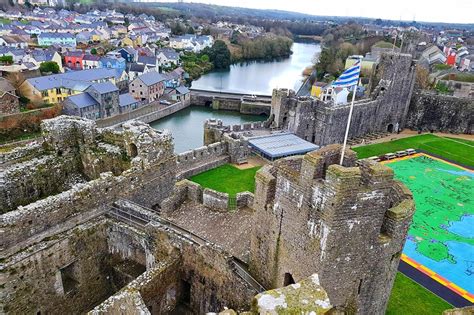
[387,124,394,133]
[283,273,295,286]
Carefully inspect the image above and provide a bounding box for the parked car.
[396,150,408,157]
[384,153,397,160]
[406,148,416,155]
[368,156,381,162]
[159,100,171,105]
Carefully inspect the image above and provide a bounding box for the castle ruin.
[0,116,415,314]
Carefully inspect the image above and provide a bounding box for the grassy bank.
[387,273,452,314]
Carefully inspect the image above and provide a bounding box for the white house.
[169,34,213,53]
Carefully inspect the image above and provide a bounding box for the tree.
[39,61,60,74]
[90,48,97,55]
[201,27,211,35]
[0,55,13,65]
[187,25,195,34]
[207,40,231,69]
[171,22,186,35]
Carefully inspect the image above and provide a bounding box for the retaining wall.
[96,99,190,128]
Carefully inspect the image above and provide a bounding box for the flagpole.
[339,79,359,165]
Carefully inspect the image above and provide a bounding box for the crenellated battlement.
[250,144,415,314]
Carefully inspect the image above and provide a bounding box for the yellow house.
[345,55,377,72]
[311,82,328,98]
[19,68,124,105]
[91,33,101,42]
[121,35,142,48]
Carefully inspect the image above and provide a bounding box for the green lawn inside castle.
[190,164,261,197]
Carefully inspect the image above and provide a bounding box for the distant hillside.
[131,1,332,21]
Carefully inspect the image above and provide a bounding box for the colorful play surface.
[384,154,474,302]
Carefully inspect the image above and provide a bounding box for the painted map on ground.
[386,155,474,295]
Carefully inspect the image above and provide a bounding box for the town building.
[62,81,134,120]
[156,48,180,68]
[25,49,63,72]
[64,51,85,70]
[19,68,127,105]
[169,34,213,52]
[82,54,100,69]
[129,71,166,103]
[38,32,76,47]
[99,56,126,71]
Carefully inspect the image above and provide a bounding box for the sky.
[159,0,474,24]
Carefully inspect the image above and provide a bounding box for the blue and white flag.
[332,59,361,88]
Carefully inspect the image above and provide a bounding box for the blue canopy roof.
[249,133,319,159]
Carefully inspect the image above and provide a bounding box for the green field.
[190,164,260,196]
[0,18,11,25]
[387,273,452,315]
[353,134,474,167]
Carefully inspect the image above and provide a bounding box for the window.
[59,262,79,295]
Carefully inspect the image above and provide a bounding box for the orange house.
[446,51,456,66]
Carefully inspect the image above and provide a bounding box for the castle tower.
[250,145,415,314]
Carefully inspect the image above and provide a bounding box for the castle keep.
[0,116,415,314]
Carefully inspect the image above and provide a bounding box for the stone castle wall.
[406,90,474,134]
[160,179,254,214]
[270,53,417,145]
[0,219,153,314]
[249,144,415,314]
[1,116,177,253]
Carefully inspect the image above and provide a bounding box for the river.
[149,106,267,153]
[190,42,321,95]
[152,42,320,152]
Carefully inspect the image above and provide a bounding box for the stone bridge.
[190,88,272,116]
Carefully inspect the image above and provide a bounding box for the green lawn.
[0,18,11,25]
[190,164,260,196]
[352,134,474,167]
[387,273,452,315]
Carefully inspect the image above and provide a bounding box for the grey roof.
[137,55,156,66]
[89,82,118,94]
[157,48,179,60]
[26,68,123,91]
[119,93,138,107]
[129,63,145,72]
[66,92,98,109]
[64,51,84,57]
[175,86,189,94]
[0,78,15,93]
[38,32,75,39]
[137,71,167,86]
[31,49,55,62]
[83,54,100,61]
[248,133,319,159]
